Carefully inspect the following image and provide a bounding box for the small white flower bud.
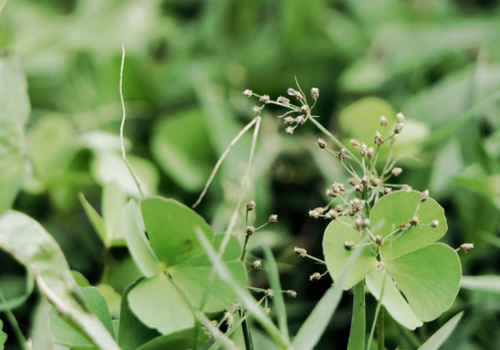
[354,184,364,192]
[294,247,307,257]
[285,126,294,135]
[263,307,271,315]
[420,189,429,202]
[325,210,338,220]
[326,188,338,198]
[430,220,439,228]
[350,139,361,148]
[374,131,383,146]
[335,204,344,212]
[252,260,262,269]
[295,116,305,125]
[409,216,419,226]
[460,243,474,252]
[396,112,405,123]
[259,94,271,104]
[360,143,368,157]
[252,106,262,115]
[269,214,278,223]
[361,175,369,188]
[383,188,392,195]
[226,313,235,325]
[367,147,375,159]
[311,87,319,100]
[344,240,355,250]
[300,105,310,115]
[392,167,403,176]
[338,148,346,161]
[287,290,297,298]
[380,116,388,127]
[394,123,404,134]
[265,289,274,298]
[246,226,256,235]
[375,235,383,246]
[348,177,359,185]
[243,89,253,97]
[402,184,412,192]
[401,222,411,230]
[355,218,363,229]
[361,219,370,228]
[318,138,327,149]
[277,96,290,105]
[310,272,321,281]
[284,116,295,125]
[287,88,297,96]
[246,201,256,211]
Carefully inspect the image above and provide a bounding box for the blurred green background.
[1,0,500,349]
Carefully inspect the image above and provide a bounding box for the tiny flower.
[396,112,405,123]
[375,235,383,246]
[420,189,429,202]
[295,116,306,125]
[246,201,256,211]
[394,123,404,134]
[259,94,271,104]
[460,243,474,252]
[300,105,310,115]
[338,183,346,191]
[402,184,412,192]
[377,262,385,271]
[383,188,392,195]
[350,139,361,148]
[246,226,256,235]
[277,96,290,105]
[311,87,319,100]
[355,218,363,229]
[361,219,370,228]
[310,272,321,281]
[287,88,297,96]
[361,175,369,188]
[243,89,253,97]
[354,184,364,192]
[269,214,278,223]
[392,167,403,176]
[252,106,262,115]
[401,222,411,230]
[380,116,388,127]
[287,290,297,298]
[374,131,383,146]
[348,177,359,185]
[409,216,419,226]
[360,143,368,157]
[286,126,294,134]
[263,307,271,315]
[265,289,274,298]
[284,116,295,125]
[326,188,338,198]
[367,147,375,159]
[226,313,235,325]
[318,138,327,149]
[325,210,338,220]
[252,260,262,269]
[338,148,346,161]
[294,247,307,257]
[335,204,344,212]
[430,220,439,228]
[344,240,355,250]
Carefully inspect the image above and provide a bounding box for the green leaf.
[79,193,107,244]
[103,181,128,246]
[323,217,379,289]
[0,51,30,216]
[371,190,448,260]
[0,210,120,350]
[0,265,34,312]
[418,312,463,350]
[118,278,160,350]
[141,197,214,267]
[136,328,210,350]
[263,246,289,342]
[460,276,500,293]
[123,200,161,277]
[71,271,91,288]
[0,319,7,349]
[347,281,366,350]
[387,243,461,322]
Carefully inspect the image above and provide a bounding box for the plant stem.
[241,235,250,261]
[347,281,366,350]
[0,289,27,349]
[240,309,254,350]
[377,305,385,350]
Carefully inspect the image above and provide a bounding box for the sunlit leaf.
[418,312,463,350]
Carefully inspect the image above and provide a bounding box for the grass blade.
[418,312,463,350]
[460,276,500,293]
[292,237,367,350]
[195,228,290,349]
[347,281,366,350]
[263,246,290,343]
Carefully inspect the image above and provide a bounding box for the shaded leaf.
[136,328,210,350]
[418,312,463,350]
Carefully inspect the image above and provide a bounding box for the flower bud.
[325,210,338,220]
[460,243,474,252]
[310,272,321,281]
[396,112,405,123]
[265,289,274,298]
[374,131,383,146]
[252,106,262,115]
[326,188,338,198]
[409,216,419,226]
[354,184,364,192]
[360,143,368,157]
[284,116,295,125]
[286,126,294,134]
[392,167,403,176]
[375,235,383,246]
[287,88,297,96]
[311,87,319,100]
[294,247,307,257]
[367,147,375,159]
[277,96,290,105]
[259,94,271,104]
[318,138,327,149]
[287,290,297,298]
[361,219,370,228]
[246,226,256,235]
[344,240,355,250]
[338,148,346,161]
[350,139,361,148]
[295,116,305,125]
[401,222,411,230]
[263,307,271,315]
[335,204,344,212]
[430,220,439,228]
[246,201,256,211]
[252,260,262,269]
[380,116,388,127]
[383,187,392,195]
[394,123,404,134]
[300,105,310,115]
[402,184,412,192]
[355,218,363,229]
[420,189,429,202]
[243,89,253,97]
[348,177,359,185]
[269,214,278,223]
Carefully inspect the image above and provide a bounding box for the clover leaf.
[125,197,246,335]
[323,190,461,329]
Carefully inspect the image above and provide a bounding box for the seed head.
[326,188,338,198]
[375,235,383,246]
[295,116,306,125]
[325,210,338,220]
[380,116,388,127]
[401,222,411,230]
[252,106,262,115]
[392,167,403,176]
[367,147,375,159]
[354,184,364,192]
[335,204,344,212]
[300,105,310,115]
[263,307,271,315]
[265,289,274,298]
[374,131,383,146]
[338,148,346,161]
[402,184,412,192]
[361,219,370,228]
[430,220,439,228]
[377,262,385,271]
[350,139,361,148]
[259,94,271,104]
[360,143,368,157]
[311,87,320,100]
[246,201,256,211]
[287,88,297,96]
[284,116,295,125]
[355,218,363,230]
[420,189,429,202]
[287,290,297,298]
[246,226,256,235]
[318,138,327,149]
[361,175,369,188]
[344,240,355,250]
[243,89,253,97]
[348,177,359,185]
[277,96,290,105]
[397,112,405,123]
[269,214,278,223]
[294,247,307,257]
[460,243,474,252]
[310,272,321,281]
[286,126,294,135]
[394,123,404,134]
[383,188,392,195]
[252,260,262,269]
[409,216,419,226]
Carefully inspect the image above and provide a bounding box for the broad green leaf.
[136,328,210,350]
[128,273,194,335]
[141,197,214,267]
[0,51,30,216]
[460,276,500,293]
[0,211,120,350]
[71,271,91,288]
[0,265,34,312]
[263,246,289,342]
[0,0,8,13]
[118,278,160,350]
[123,200,161,277]
[387,243,461,322]
[371,190,448,260]
[79,193,107,244]
[151,109,214,192]
[365,269,422,330]
[323,217,379,289]
[50,287,115,348]
[96,284,121,319]
[103,181,127,246]
[418,312,463,350]
[0,319,6,349]
[292,236,368,349]
[347,281,366,350]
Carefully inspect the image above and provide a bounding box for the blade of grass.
[195,227,289,349]
[460,276,500,293]
[292,236,368,350]
[263,246,290,343]
[418,312,463,350]
[347,281,366,350]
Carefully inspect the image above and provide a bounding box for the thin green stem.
[347,281,366,350]
[241,235,251,261]
[377,305,385,350]
[0,289,27,349]
[240,309,254,350]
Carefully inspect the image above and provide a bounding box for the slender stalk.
[0,289,27,349]
[240,309,254,350]
[377,305,385,350]
[347,281,366,350]
[241,235,251,261]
